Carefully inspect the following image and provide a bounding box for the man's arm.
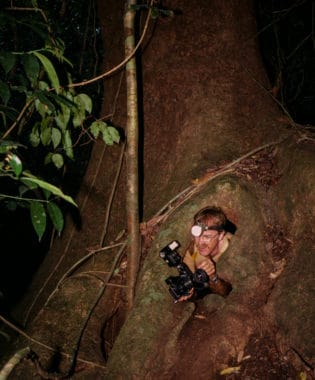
[198,259,232,297]
[208,277,232,297]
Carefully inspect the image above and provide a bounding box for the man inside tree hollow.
[179,206,233,302]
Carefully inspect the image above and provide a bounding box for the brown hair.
[193,206,227,230]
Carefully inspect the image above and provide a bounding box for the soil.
[169,300,299,380]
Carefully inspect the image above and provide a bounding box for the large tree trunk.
[7,0,314,379]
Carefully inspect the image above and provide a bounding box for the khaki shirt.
[183,232,232,272]
[182,233,233,298]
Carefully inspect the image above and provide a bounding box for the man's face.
[194,230,222,257]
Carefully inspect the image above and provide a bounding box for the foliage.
[0,1,120,240]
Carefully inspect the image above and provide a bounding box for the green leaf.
[90,120,104,138]
[0,112,6,127]
[71,93,92,127]
[0,81,11,105]
[65,91,74,102]
[21,175,77,206]
[63,130,73,159]
[74,93,92,113]
[22,54,40,86]
[0,105,18,124]
[36,91,55,113]
[10,85,27,94]
[35,98,48,118]
[101,127,113,145]
[42,188,51,200]
[47,201,64,235]
[44,152,52,165]
[89,121,120,145]
[29,124,41,147]
[44,38,73,66]
[107,126,120,143]
[0,140,23,154]
[55,107,70,130]
[49,92,74,108]
[51,153,64,169]
[40,125,51,146]
[20,177,38,190]
[33,51,60,94]
[6,153,23,177]
[30,200,46,241]
[0,52,16,75]
[72,109,85,127]
[51,127,62,148]
[18,185,30,197]
[38,81,49,91]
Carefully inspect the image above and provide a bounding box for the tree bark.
[124,0,141,309]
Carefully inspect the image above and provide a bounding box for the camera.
[160,241,209,301]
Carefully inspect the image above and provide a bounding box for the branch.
[99,141,126,246]
[0,347,30,380]
[5,6,49,24]
[69,0,154,88]
[149,138,290,226]
[124,0,140,310]
[1,98,34,140]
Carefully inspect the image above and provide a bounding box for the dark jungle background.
[0,0,314,370]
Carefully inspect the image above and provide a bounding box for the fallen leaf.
[194,313,206,320]
[220,366,241,375]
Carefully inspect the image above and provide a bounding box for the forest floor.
[168,299,300,380]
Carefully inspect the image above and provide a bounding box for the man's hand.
[176,287,194,303]
[197,258,216,278]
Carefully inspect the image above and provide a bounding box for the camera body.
[160,241,209,301]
